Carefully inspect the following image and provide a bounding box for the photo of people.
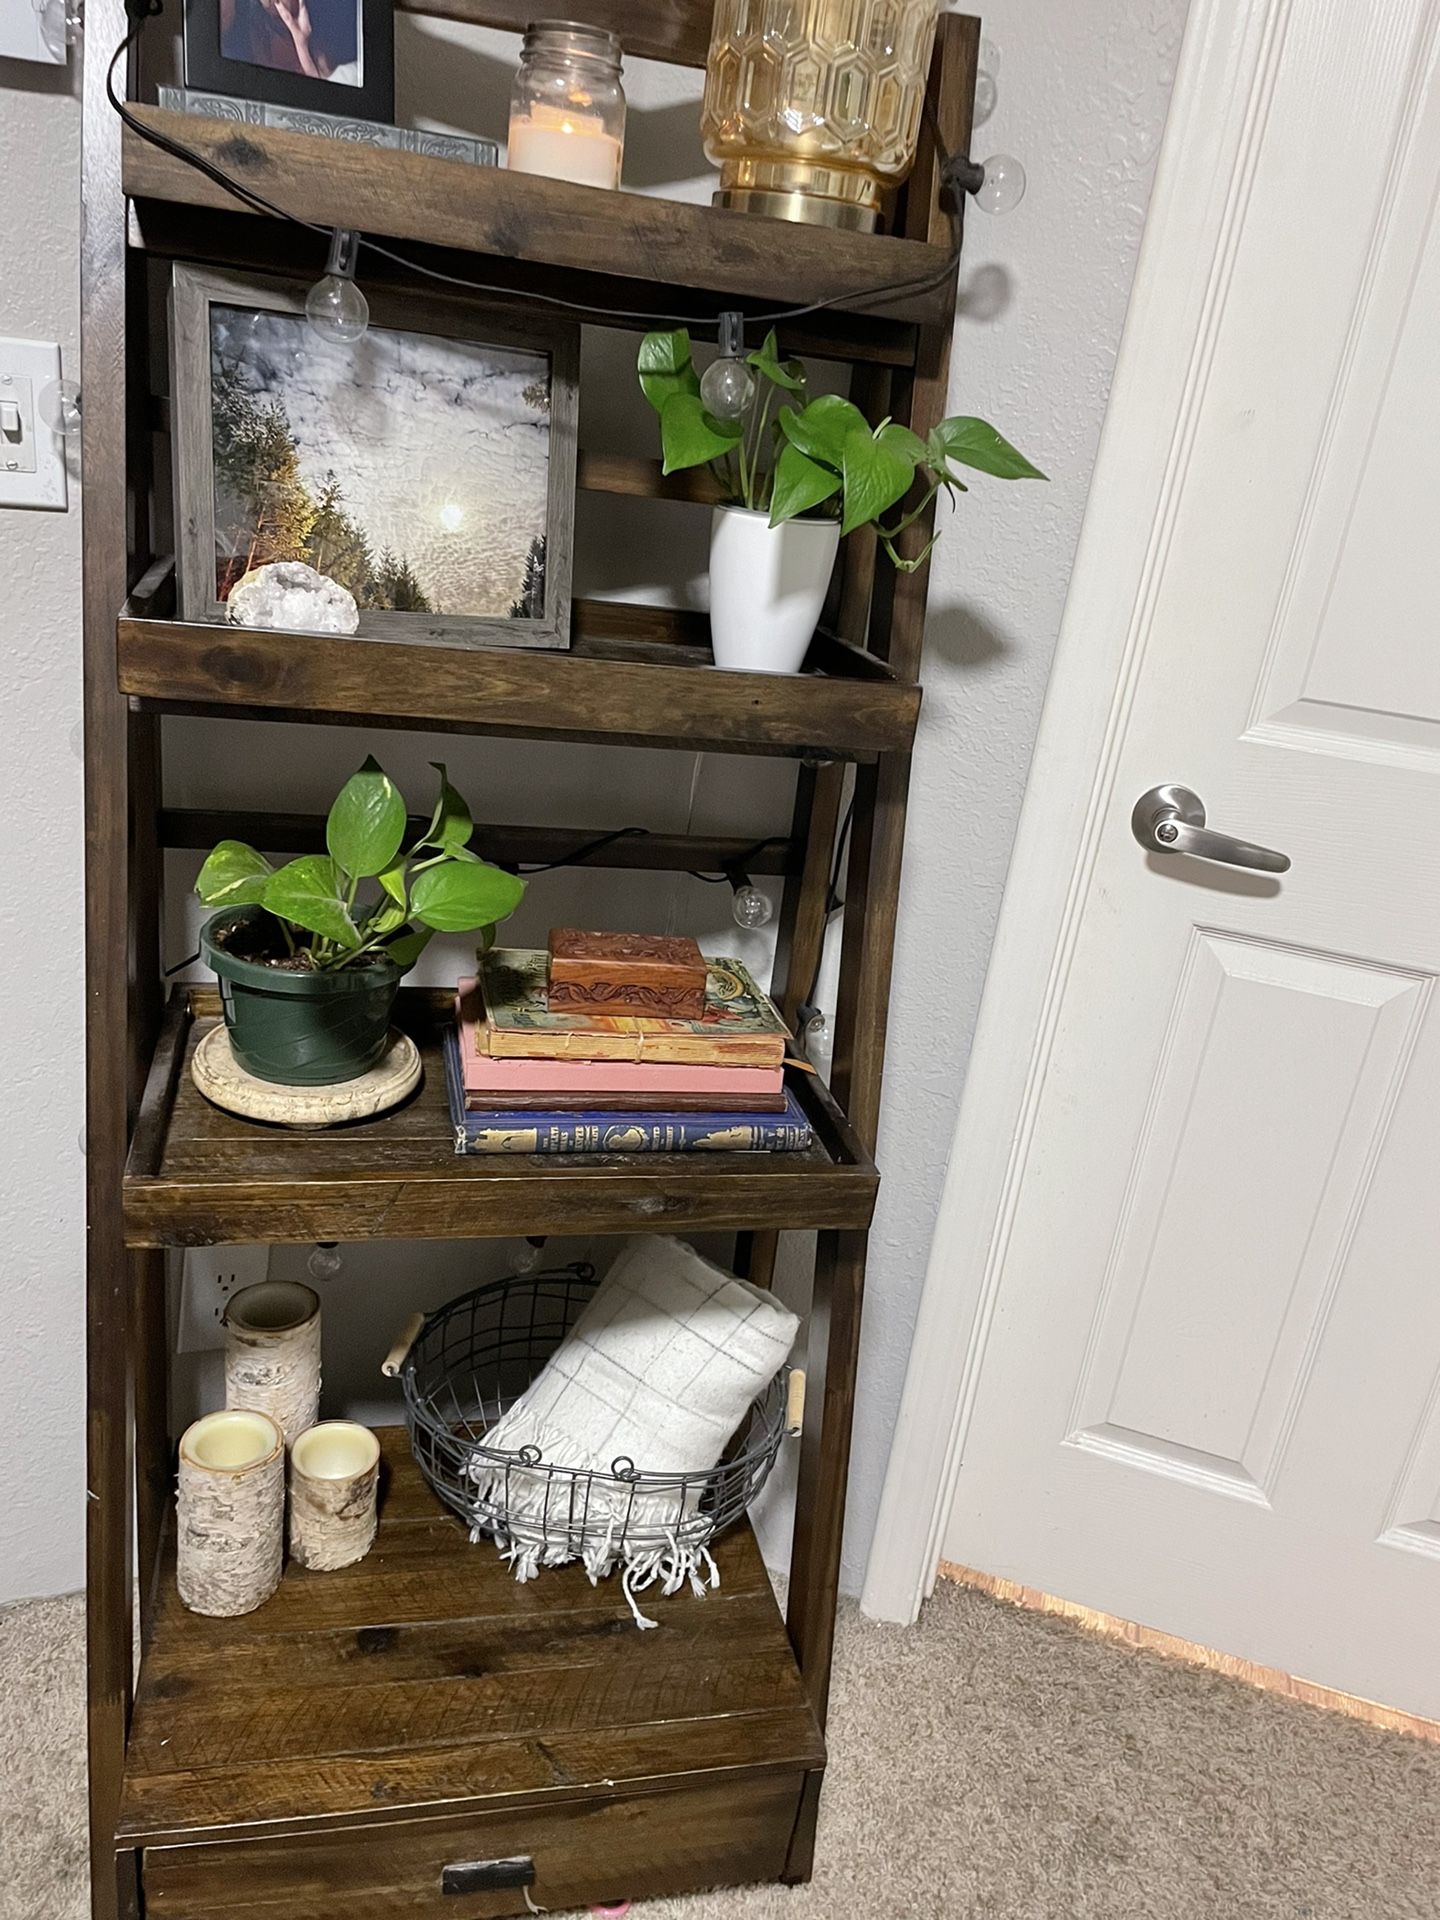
[219,0,363,86]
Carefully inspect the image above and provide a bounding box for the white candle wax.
[507,106,622,189]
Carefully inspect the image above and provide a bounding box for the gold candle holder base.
[714,186,878,232]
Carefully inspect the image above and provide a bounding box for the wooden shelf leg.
[739,762,849,1292]
[786,1226,869,1726]
[86,1234,135,1920]
[133,1249,171,1623]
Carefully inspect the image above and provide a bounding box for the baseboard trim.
[937,1561,1440,1746]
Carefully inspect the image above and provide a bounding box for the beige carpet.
[6,1580,1440,1919]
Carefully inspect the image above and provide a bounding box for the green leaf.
[840,422,915,536]
[381,927,433,971]
[420,761,473,852]
[875,421,929,466]
[747,329,806,392]
[195,840,273,908]
[928,416,1048,481]
[377,857,408,909]
[777,394,868,471]
[326,756,406,880]
[410,859,526,933]
[659,391,743,474]
[262,856,360,949]
[769,441,843,526]
[363,894,409,940]
[638,329,700,414]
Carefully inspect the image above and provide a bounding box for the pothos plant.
[195,758,524,971]
[639,328,1046,570]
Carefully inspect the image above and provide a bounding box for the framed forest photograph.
[169,265,578,650]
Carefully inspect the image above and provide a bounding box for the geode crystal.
[226,562,360,635]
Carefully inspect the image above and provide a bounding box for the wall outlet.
[177,1245,270,1352]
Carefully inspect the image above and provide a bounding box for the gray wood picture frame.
[169,264,579,651]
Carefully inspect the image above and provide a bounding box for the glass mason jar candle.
[507,20,626,191]
[701,0,941,230]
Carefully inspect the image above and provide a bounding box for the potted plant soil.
[638,326,1046,674]
[195,758,524,1086]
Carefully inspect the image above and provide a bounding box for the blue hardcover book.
[442,1026,811,1155]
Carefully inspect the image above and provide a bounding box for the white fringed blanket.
[467,1236,798,1625]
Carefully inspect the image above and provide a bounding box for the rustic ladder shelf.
[81,4,977,1914]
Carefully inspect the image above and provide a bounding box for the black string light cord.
[107,0,970,338]
[513,826,788,884]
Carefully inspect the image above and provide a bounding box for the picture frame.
[169,264,579,652]
[183,0,395,123]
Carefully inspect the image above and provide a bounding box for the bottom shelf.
[120,1429,824,1916]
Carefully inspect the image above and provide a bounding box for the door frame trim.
[860,0,1290,1624]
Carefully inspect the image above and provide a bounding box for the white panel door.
[939,0,1440,1716]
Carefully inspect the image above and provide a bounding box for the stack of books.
[443,935,810,1155]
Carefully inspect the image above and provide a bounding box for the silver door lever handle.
[1131,783,1290,874]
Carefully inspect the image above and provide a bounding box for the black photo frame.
[183,0,395,122]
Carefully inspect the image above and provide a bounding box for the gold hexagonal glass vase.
[701,0,941,231]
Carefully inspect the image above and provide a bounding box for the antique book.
[456,985,786,1111]
[474,949,789,1067]
[444,1029,810,1154]
[547,928,708,1019]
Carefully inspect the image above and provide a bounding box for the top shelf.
[121,108,953,329]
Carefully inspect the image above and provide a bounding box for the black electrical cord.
[515,825,648,874]
[108,2,967,337]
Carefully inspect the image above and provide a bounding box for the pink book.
[455,983,785,1098]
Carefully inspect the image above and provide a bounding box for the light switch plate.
[0,338,67,510]
[0,0,66,63]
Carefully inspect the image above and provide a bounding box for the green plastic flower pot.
[200,907,404,1087]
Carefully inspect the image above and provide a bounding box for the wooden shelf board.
[123,989,879,1248]
[122,108,953,327]
[116,605,921,760]
[119,1429,824,1850]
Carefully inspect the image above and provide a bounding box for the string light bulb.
[797,1003,831,1057]
[727,870,774,929]
[306,229,369,344]
[699,310,756,422]
[972,38,1000,127]
[43,378,82,438]
[307,1242,344,1281]
[513,1236,546,1274]
[973,154,1027,215]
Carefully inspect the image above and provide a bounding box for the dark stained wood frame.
[80,6,976,1914]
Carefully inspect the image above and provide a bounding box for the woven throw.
[467,1236,797,1625]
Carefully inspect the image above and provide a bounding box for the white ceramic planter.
[708,506,841,675]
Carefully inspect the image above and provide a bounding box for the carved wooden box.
[547,929,709,1018]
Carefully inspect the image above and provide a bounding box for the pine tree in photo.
[370,548,434,613]
[509,535,546,619]
[305,476,375,601]
[211,362,317,598]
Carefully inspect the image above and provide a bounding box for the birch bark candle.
[176,1409,285,1616]
[224,1281,321,1446]
[289,1421,381,1571]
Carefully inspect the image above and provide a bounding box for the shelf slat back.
[395,0,717,68]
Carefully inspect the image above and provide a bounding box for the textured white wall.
[839,0,1188,1591]
[0,55,86,1600]
[0,1,1184,1606]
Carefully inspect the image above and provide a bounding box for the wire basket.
[398,1263,790,1563]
